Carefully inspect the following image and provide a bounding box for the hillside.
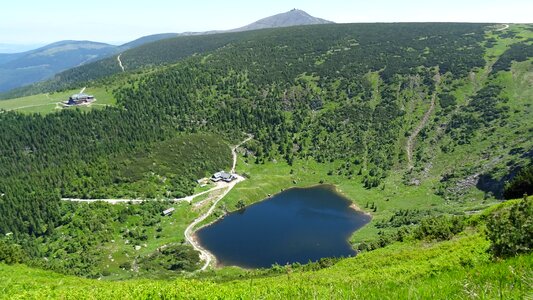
[0,22,532,294]
[0,41,117,93]
[1,198,531,298]
[0,52,24,64]
[0,10,332,97]
[118,33,180,50]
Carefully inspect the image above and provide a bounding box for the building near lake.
[211,171,236,182]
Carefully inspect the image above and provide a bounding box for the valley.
[0,16,531,299]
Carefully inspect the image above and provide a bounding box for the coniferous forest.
[0,22,532,289]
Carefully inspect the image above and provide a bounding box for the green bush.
[413,215,465,241]
[138,244,199,272]
[503,165,533,200]
[119,261,131,270]
[486,197,532,257]
[0,239,27,264]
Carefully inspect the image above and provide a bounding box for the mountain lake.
[196,184,371,268]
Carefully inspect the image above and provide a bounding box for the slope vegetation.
[1,199,531,299]
[0,10,333,98]
[0,23,531,283]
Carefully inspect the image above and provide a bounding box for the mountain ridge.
[0,9,332,93]
[231,9,333,32]
[0,41,117,93]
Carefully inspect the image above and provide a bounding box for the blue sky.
[1,0,532,45]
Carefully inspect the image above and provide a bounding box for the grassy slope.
[0,87,116,114]
[210,25,533,243]
[1,230,531,299]
[1,25,532,296]
[218,157,467,243]
[95,201,198,280]
[56,134,233,279]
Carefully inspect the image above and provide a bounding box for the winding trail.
[185,135,252,271]
[231,134,253,173]
[61,182,225,204]
[496,24,509,31]
[406,78,439,170]
[184,175,245,270]
[117,54,125,72]
[61,135,252,205]
[61,135,252,270]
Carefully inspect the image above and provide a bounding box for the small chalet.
[162,207,175,216]
[211,171,236,183]
[66,93,95,105]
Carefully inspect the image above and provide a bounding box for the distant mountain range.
[0,9,333,93]
[0,41,116,92]
[0,43,46,54]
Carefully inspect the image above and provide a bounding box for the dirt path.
[61,198,145,204]
[406,77,439,170]
[184,175,245,270]
[231,134,253,173]
[61,135,252,270]
[117,54,125,72]
[61,135,252,206]
[62,176,230,204]
[496,24,509,31]
[185,135,252,271]
[61,184,224,204]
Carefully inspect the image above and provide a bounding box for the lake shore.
[195,184,371,269]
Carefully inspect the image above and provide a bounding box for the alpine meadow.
[0,6,532,300]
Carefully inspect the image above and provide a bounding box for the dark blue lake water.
[196,185,371,268]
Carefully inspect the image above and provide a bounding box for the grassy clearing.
[0,87,116,114]
[97,201,198,280]
[1,230,531,299]
[209,154,490,243]
[206,33,532,243]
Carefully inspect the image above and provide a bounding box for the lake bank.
[196,184,371,268]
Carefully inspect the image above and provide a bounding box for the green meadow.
[0,87,115,114]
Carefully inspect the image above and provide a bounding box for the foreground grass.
[1,232,531,299]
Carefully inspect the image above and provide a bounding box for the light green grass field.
[96,201,197,280]
[0,87,116,114]
[1,230,531,299]
[206,26,533,244]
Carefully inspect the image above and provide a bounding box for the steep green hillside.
[63,134,232,199]
[0,23,532,286]
[1,199,532,298]
[0,10,334,99]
